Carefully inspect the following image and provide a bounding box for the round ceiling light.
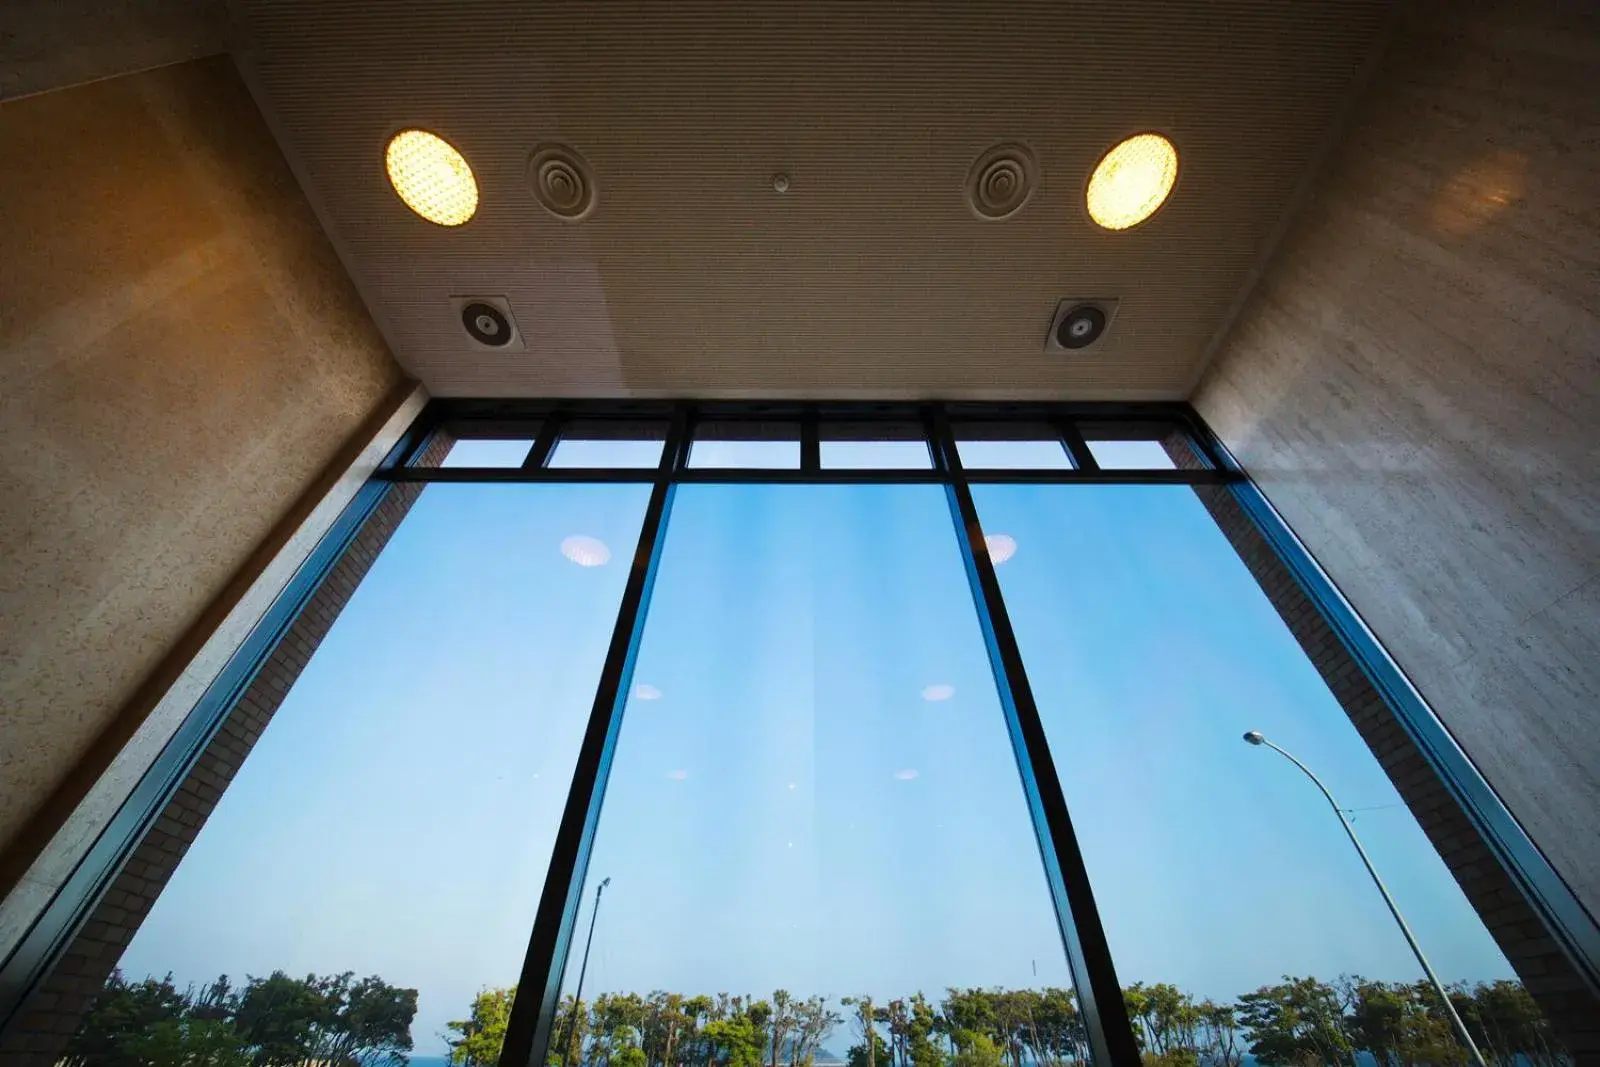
[1086,133,1178,230]
[385,129,478,226]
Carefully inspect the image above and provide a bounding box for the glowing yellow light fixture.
[385,129,478,226]
[1086,133,1178,230]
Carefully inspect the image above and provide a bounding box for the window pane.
[1076,421,1194,470]
[87,483,650,1062]
[1083,439,1175,470]
[689,422,801,469]
[551,440,666,469]
[819,421,931,470]
[556,485,1079,1065]
[955,423,1072,470]
[973,484,1535,1063]
[440,438,534,468]
[549,419,668,469]
[819,440,931,469]
[958,439,1073,469]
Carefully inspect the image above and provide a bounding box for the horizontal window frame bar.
[379,466,1234,485]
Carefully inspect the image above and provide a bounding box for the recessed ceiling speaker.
[529,144,595,222]
[1046,299,1119,353]
[966,143,1038,221]
[451,296,526,351]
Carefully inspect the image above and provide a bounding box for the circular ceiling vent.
[461,301,512,346]
[1057,304,1107,349]
[966,143,1037,221]
[529,144,595,221]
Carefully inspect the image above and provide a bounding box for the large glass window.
[22,407,1569,1067]
[973,485,1526,1064]
[552,485,1079,1067]
[74,484,650,1064]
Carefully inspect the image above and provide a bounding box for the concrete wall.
[0,57,405,859]
[1194,0,1599,918]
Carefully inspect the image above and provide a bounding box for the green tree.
[1400,982,1468,1067]
[769,991,798,1067]
[448,987,517,1067]
[122,1018,252,1067]
[233,971,331,1066]
[1343,979,1409,1067]
[65,972,192,1067]
[1124,983,1200,1061]
[681,995,716,1067]
[1236,976,1352,1066]
[789,996,842,1067]
[643,991,692,1067]
[1463,980,1559,1067]
[948,1033,1004,1067]
[702,1014,765,1067]
[904,994,943,1067]
[550,995,592,1067]
[845,1030,891,1067]
[320,972,418,1066]
[1195,1001,1242,1067]
[841,997,879,1067]
[940,990,998,1058]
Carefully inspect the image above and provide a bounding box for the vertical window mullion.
[523,410,567,470]
[929,411,1142,1067]
[1055,417,1100,472]
[499,411,687,1067]
[800,405,821,473]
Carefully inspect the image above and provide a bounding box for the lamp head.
[1243,730,1266,746]
[599,877,611,890]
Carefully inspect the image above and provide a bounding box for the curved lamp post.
[1242,731,1487,1067]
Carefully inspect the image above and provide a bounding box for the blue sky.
[119,452,1515,1055]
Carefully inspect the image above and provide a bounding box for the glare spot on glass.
[561,535,611,567]
[666,769,688,781]
[921,684,955,702]
[633,683,663,701]
[985,533,1018,565]
[894,769,919,781]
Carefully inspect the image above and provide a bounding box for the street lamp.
[1242,731,1488,1067]
[561,876,611,1067]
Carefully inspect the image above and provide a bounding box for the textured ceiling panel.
[230,0,1395,399]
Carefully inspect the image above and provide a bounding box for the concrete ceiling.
[230,0,1396,400]
[1,0,224,101]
